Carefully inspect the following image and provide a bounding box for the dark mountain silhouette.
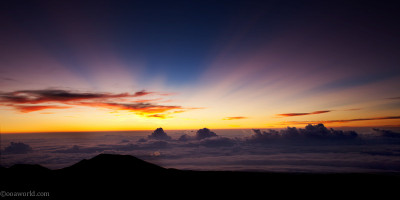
[1,154,398,199]
[61,154,165,173]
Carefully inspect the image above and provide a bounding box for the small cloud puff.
[150,151,161,157]
[3,142,33,154]
[195,128,218,140]
[178,128,218,141]
[147,128,172,140]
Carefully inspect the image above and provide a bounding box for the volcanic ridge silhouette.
[1,154,398,198]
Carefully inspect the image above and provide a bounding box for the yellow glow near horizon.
[1,104,399,133]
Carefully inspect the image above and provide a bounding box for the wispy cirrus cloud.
[280,116,400,125]
[343,108,361,111]
[0,89,196,118]
[222,116,248,120]
[276,110,331,117]
[0,77,16,82]
[78,102,183,114]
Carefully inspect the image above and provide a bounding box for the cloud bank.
[248,124,358,143]
[2,125,400,173]
[372,128,400,138]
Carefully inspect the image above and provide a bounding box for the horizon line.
[1,124,400,134]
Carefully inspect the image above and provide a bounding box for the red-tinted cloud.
[133,90,154,97]
[15,105,71,113]
[0,89,195,118]
[147,114,168,119]
[277,110,331,117]
[130,98,163,103]
[99,103,182,114]
[222,116,248,120]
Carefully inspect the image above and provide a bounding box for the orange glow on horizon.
[1,111,399,134]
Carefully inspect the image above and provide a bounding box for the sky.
[0,0,400,133]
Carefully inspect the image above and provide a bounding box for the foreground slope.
[1,154,398,198]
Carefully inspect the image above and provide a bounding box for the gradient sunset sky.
[1,0,399,133]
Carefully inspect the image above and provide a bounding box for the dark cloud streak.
[0,89,194,117]
[0,89,153,104]
[282,116,400,125]
[277,110,331,117]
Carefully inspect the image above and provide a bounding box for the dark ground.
[1,154,398,199]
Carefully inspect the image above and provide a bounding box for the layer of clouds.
[53,145,109,154]
[1,125,400,173]
[198,137,237,147]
